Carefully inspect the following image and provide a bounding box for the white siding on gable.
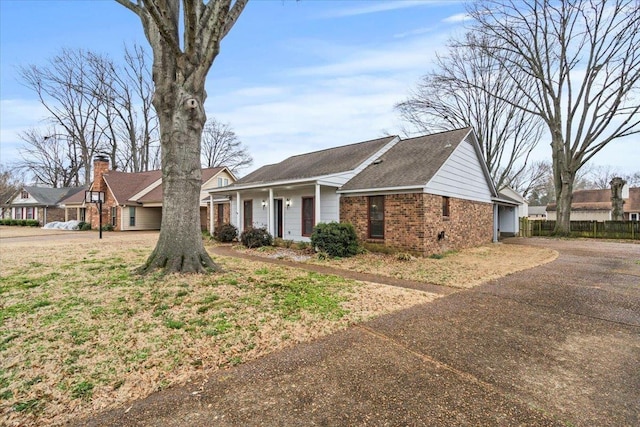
[425,138,493,203]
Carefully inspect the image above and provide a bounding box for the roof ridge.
[286,135,397,160]
[400,127,471,142]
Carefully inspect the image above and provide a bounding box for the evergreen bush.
[310,222,359,258]
[240,227,272,248]
[214,223,238,242]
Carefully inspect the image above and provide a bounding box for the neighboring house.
[59,156,236,231]
[495,186,528,237]
[5,185,85,224]
[547,184,640,221]
[207,128,502,256]
[528,206,547,220]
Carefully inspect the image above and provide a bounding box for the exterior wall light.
[286,198,292,208]
[261,200,267,209]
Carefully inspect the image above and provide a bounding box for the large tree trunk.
[140,86,220,274]
[551,129,574,236]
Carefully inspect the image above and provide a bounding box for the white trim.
[128,178,162,201]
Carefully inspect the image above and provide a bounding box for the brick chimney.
[93,155,110,193]
[610,176,626,221]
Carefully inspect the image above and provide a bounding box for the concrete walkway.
[76,238,640,427]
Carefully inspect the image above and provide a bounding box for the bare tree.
[19,48,105,185]
[507,160,552,201]
[16,128,81,188]
[468,0,640,235]
[0,164,23,207]
[116,0,248,274]
[90,45,160,172]
[583,165,640,189]
[396,33,543,190]
[201,118,252,173]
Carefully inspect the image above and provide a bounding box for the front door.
[274,199,283,238]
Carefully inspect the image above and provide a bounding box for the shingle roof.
[136,167,224,203]
[23,186,85,206]
[234,136,397,185]
[546,187,640,212]
[340,128,473,191]
[104,170,162,204]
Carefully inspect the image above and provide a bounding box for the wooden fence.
[519,218,640,240]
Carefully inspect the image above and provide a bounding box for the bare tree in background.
[396,33,543,190]
[201,119,252,173]
[468,0,640,235]
[116,0,248,274]
[90,45,160,172]
[19,49,104,185]
[0,164,23,208]
[583,165,640,189]
[16,129,80,188]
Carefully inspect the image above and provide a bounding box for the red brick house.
[207,128,501,256]
[60,156,236,231]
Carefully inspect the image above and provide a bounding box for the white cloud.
[442,12,471,23]
[321,0,459,18]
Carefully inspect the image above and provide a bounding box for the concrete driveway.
[77,238,640,426]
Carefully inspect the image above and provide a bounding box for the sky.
[0,0,638,178]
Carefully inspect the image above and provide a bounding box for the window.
[26,207,34,220]
[224,178,229,186]
[79,208,86,222]
[302,197,315,237]
[442,196,450,218]
[217,177,223,187]
[15,208,23,219]
[368,196,385,239]
[243,200,253,230]
[111,207,117,226]
[129,207,136,227]
[21,191,29,199]
[631,213,639,221]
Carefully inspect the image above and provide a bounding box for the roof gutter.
[337,185,425,194]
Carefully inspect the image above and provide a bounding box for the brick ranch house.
[207,128,512,256]
[3,186,85,224]
[59,156,236,231]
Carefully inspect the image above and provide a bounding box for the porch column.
[315,184,321,225]
[268,188,274,236]
[236,192,242,232]
[209,194,214,235]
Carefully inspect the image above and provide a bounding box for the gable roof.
[104,170,162,204]
[339,128,473,192]
[19,186,85,206]
[135,167,226,203]
[547,187,640,212]
[234,136,397,185]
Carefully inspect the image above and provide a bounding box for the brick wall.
[341,193,493,256]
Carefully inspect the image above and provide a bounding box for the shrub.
[26,220,40,227]
[310,222,359,258]
[214,223,238,243]
[101,224,114,232]
[240,227,272,249]
[78,222,92,231]
[18,220,28,226]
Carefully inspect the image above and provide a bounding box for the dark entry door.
[274,199,283,238]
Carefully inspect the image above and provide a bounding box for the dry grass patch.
[304,241,558,288]
[0,233,433,426]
